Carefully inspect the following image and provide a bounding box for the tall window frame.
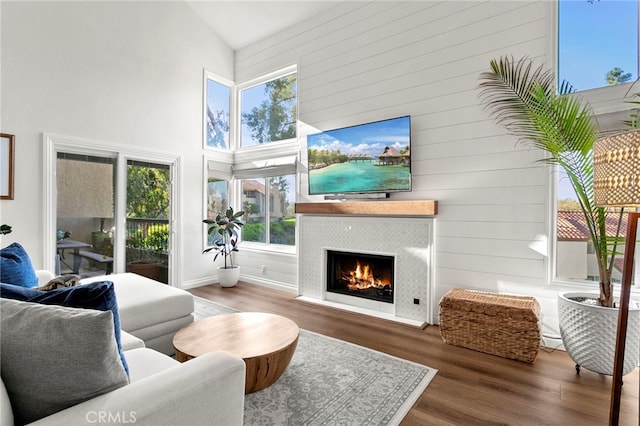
[203,70,234,151]
[203,65,299,254]
[550,1,640,289]
[236,65,298,150]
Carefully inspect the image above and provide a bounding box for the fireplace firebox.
[326,250,394,304]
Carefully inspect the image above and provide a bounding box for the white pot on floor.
[558,292,640,376]
[217,266,240,288]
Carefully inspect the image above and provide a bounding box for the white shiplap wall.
[234,1,565,331]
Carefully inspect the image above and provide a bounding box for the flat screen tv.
[307,115,411,196]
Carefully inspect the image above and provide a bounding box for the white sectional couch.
[1,272,246,425]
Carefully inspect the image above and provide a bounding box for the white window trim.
[203,69,235,152]
[549,2,639,292]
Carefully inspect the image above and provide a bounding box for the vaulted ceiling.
[186,1,341,50]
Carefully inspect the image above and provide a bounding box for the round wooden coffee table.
[173,312,299,394]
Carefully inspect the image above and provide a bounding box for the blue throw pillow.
[0,281,129,374]
[0,243,38,288]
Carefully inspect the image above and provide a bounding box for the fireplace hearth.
[326,250,394,304]
[299,214,434,326]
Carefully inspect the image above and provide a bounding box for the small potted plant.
[203,207,244,287]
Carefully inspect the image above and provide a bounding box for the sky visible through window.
[558,0,638,92]
[206,78,230,149]
[557,1,638,202]
[240,84,264,147]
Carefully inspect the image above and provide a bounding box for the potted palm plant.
[203,207,244,287]
[478,55,640,375]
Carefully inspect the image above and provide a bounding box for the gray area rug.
[194,296,437,425]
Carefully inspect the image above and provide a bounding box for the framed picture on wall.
[1,133,15,200]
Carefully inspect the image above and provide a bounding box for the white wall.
[0,1,233,286]
[233,1,627,334]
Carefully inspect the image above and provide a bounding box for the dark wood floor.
[190,282,639,425]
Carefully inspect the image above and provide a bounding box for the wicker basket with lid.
[439,288,541,363]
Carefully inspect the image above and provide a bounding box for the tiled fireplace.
[297,212,435,326]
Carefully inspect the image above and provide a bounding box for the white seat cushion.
[82,273,194,332]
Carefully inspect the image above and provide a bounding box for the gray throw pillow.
[0,298,128,424]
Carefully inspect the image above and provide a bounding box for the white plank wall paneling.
[234,1,561,329]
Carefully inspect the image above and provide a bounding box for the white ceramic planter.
[217,266,240,288]
[558,292,640,376]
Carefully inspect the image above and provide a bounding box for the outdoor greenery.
[126,224,169,263]
[478,55,623,307]
[127,165,170,219]
[207,106,229,149]
[127,225,169,252]
[606,67,633,85]
[270,218,296,245]
[242,74,297,144]
[240,218,295,245]
[242,222,264,242]
[126,164,170,262]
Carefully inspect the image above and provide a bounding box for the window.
[554,3,639,286]
[240,71,297,147]
[558,0,638,91]
[205,178,229,246]
[203,67,298,252]
[240,174,296,246]
[204,72,231,149]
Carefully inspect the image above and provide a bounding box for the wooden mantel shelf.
[294,200,437,216]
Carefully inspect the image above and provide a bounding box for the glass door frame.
[43,133,181,286]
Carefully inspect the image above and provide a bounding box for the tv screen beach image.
[307,116,411,195]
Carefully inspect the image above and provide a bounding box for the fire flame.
[344,261,391,291]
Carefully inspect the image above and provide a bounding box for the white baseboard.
[240,275,298,293]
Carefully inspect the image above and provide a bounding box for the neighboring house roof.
[557,210,629,241]
[242,179,265,195]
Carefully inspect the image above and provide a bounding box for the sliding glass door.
[48,136,177,285]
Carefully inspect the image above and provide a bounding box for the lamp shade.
[594,129,640,207]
